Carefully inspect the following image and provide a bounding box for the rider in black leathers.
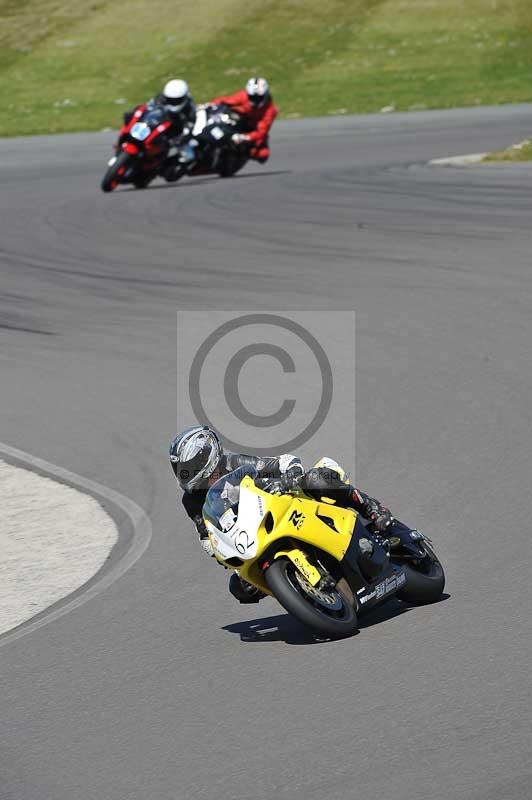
[169,425,396,602]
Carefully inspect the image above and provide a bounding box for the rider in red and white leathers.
[209,77,278,163]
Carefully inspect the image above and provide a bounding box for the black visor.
[175,447,212,489]
[164,96,187,112]
[248,92,265,106]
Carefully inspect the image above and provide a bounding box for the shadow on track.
[222,596,432,645]
[117,170,291,192]
[357,591,450,631]
[223,612,325,645]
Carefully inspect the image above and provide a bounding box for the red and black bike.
[101,106,183,193]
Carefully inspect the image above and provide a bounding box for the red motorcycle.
[101,106,183,192]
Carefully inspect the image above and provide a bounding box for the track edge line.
[0,442,152,649]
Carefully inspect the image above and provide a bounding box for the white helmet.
[162,79,191,113]
[246,77,269,106]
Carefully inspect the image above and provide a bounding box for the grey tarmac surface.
[1,104,532,800]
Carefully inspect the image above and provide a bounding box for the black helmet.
[169,425,223,492]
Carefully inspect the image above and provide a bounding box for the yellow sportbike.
[203,468,445,639]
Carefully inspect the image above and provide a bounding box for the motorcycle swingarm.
[354,565,407,613]
[339,521,406,612]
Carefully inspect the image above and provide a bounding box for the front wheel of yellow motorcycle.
[265,558,358,640]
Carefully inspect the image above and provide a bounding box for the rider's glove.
[194,514,209,540]
[363,500,394,533]
[279,473,297,492]
[232,133,250,145]
[199,537,215,557]
[194,515,215,556]
[280,464,305,492]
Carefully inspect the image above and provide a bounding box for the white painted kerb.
[429,152,488,166]
[0,459,118,635]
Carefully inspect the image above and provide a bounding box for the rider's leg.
[301,465,354,507]
[249,143,270,163]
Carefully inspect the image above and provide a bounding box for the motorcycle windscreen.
[144,108,166,128]
[203,466,257,533]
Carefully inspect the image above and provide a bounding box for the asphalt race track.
[1,105,532,800]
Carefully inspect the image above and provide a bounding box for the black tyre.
[396,543,445,605]
[163,166,186,184]
[101,151,131,193]
[265,558,358,639]
[133,175,153,189]
[218,154,248,178]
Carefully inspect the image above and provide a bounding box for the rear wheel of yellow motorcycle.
[396,542,445,605]
[265,558,358,639]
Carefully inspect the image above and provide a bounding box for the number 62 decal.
[232,529,255,555]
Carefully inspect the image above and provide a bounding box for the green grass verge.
[1,0,532,137]
[484,138,532,161]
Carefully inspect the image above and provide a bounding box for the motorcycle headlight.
[130,122,151,141]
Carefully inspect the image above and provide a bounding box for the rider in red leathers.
[209,77,278,163]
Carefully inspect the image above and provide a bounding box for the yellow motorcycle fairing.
[208,475,357,597]
[272,548,322,587]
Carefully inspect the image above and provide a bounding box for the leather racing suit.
[181,452,394,547]
[209,89,278,162]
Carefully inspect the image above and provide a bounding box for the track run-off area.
[1,105,532,800]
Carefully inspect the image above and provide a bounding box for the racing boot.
[229,572,266,604]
